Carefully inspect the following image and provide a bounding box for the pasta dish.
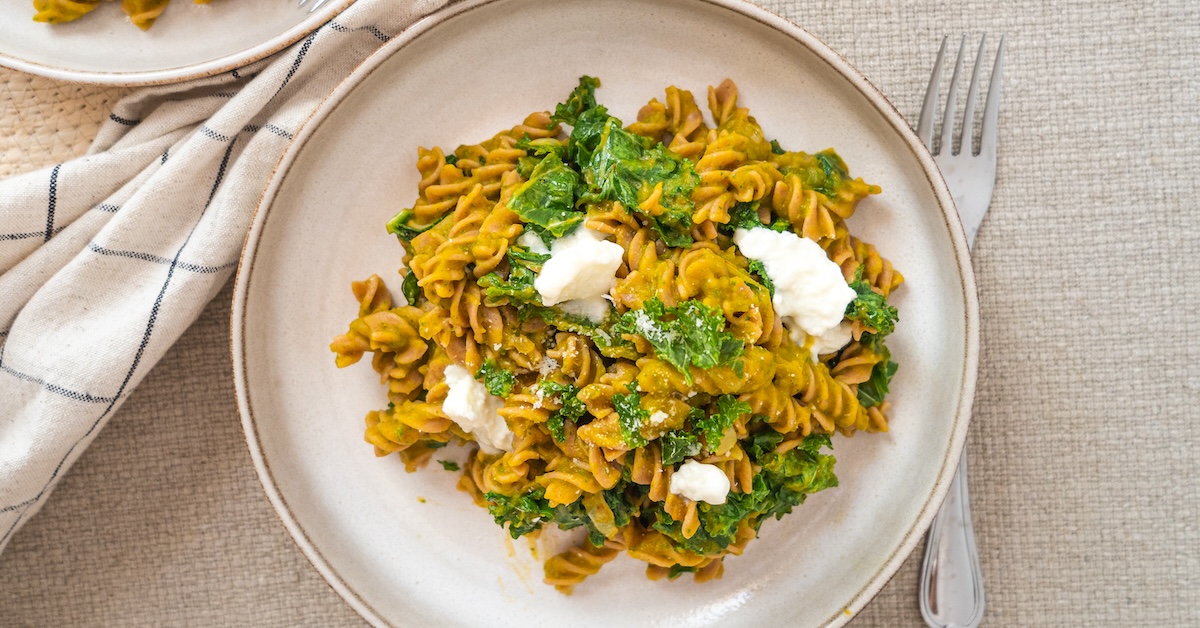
[331,77,903,592]
[32,0,207,30]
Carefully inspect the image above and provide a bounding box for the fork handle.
[919,449,985,628]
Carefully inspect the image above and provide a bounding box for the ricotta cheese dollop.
[669,460,732,505]
[733,227,856,343]
[533,226,623,322]
[441,364,514,454]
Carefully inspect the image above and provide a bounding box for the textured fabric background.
[1,0,1197,626]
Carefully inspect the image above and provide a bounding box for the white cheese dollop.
[441,364,513,454]
[808,321,853,362]
[733,227,856,343]
[533,226,623,322]
[669,460,732,505]
[516,229,550,255]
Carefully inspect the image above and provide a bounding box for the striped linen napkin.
[0,0,447,554]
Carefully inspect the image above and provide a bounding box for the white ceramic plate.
[0,0,354,85]
[233,0,979,626]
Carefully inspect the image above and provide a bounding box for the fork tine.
[298,0,310,6]
[309,0,331,12]
[917,37,948,149]
[960,35,987,156]
[939,35,967,155]
[979,34,1006,156]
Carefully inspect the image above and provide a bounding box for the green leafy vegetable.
[485,489,553,539]
[437,460,460,471]
[507,152,584,238]
[695,395,750,450]
[444,154,458,165]
[612,392,649,448]
[649,433,838,555]
[580,118,701,247]
[856,336,898,408]
[477,359,516,397]
[425,440,447,449]
[660,430,701,466]
[540,381,587,442]
[515,134,568,160]
[385,209,444,242]
[477,246,549,306]
[667,564,697,579]
[721,201,790,236]
[769,139,786,155]
[612,298,744,385]
[551,76,601,126]
[747,259,774,298]
[401,270,419,305]
[813,150,849,198]
[845,273,899,337]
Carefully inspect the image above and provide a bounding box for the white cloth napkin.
[0,0,447,554]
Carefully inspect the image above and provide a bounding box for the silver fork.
[916,33,1005,628]
[297,0,334,13]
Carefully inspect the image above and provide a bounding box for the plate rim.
[231,1,981,625]
[0,0,355,86]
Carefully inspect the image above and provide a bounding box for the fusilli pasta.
[332,77,904,593]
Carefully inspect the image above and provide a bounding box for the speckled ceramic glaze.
[0,0,354,85]
[232,1,979,626]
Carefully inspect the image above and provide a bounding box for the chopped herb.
[769,139,786,155]
[612,391,649,448]
[612,298,744,385]
[426,440,447,449]
[477,359,516,397]
[437,460,460,471]
[444,154,458,165]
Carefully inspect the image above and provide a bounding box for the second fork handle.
[919,449,986,628]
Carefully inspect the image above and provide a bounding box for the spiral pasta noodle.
[332,77,904,592]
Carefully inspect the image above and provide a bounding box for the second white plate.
[0,0,354,85]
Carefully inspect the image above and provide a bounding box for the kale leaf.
[612,391,649,448]
[551,76,601,126]
[845,269,899,336]
[720,201,789,236]
[477,246,548,306]
[856,335,898,408]
[579,117,700,247]
[660,430,701,466]
[747,259,774,298]
[540,381,587,442]
[695,395,750,450]
[477,359,516,397]
[507,152,584,238]
[485,489,554,539]
[385,208,444,242]
[401,270,419,305]
[613,298,744,385]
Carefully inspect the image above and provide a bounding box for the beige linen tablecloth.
[1,1,1197,625]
